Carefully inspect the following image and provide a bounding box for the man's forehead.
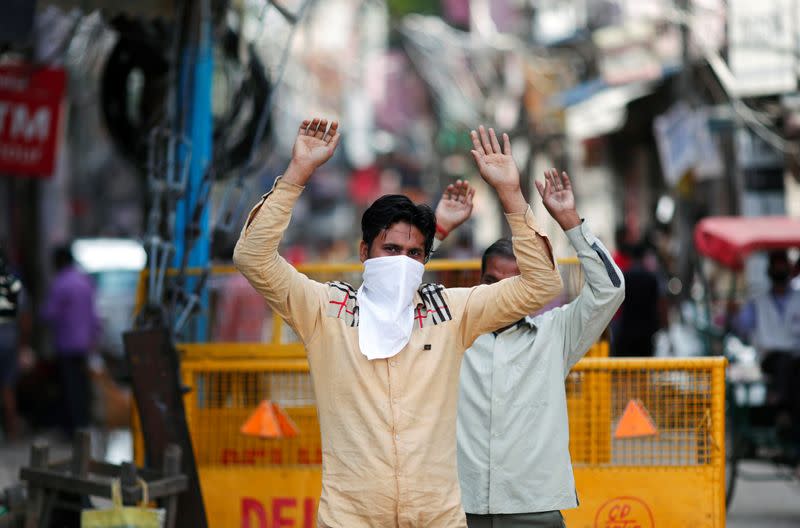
[380,222,424,243]
[384,223,413,236]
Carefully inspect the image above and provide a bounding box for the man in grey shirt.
[436,169,625,527]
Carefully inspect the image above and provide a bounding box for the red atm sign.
[0,65,66,177]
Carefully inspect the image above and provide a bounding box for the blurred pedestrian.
[611,224,633,273]
[41,244,100,437]
[735,250,800,451]
[613,242,666,357]
[0,246,23,439]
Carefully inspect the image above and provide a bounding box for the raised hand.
[284,117,341,185]
[535,168,581,230]
[469,126,527,214]
[470,126,519,192]
[435,180,475,237]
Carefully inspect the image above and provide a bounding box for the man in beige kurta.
[234,118,562,527]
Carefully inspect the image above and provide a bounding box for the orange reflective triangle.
[614,399,658,439]
[241,400,300,438]
[273,402,299,438]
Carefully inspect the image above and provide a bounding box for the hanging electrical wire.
[213,0,317,236]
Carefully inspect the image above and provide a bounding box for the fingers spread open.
[325,121,339,143]
[489,128,501,153]
[308,118,320,137]
[299,119,311,135]
[548,168,558,190]
[561,171,572,191]
[544,170,554,194]
[444,183,455,201]
[502,133,511,155]
[470,130,483,156]
[478,125,492,155]
[314,119,328,139]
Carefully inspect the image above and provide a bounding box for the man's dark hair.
[481,238,515,274]
[767,250,789,268]
[361,195,436,257]
[52,244,74,270]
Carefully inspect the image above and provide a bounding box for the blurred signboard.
[728,0,797,96]
[0,64,66,177]
[593,22,664,85]
[654,103,722,186]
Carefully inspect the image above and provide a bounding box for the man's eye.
[409,249,422,257]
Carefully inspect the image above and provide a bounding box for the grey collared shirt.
[457,222,625,514]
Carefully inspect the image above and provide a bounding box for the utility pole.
[173,0,214,341]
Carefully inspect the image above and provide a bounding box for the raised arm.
[455,127,562,347]
[233,118,341,342]
[535,170,625,373]
[432,180,475,252]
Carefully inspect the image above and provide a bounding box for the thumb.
[535,179,545,198]
[470,150,481,166]
[329,133,341,151]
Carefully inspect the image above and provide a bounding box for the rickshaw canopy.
[694,215,800,270]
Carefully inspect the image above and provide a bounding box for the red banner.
[0,64,66,177]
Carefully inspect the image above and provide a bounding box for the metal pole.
[173,0,213,341]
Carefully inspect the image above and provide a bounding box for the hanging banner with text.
[0,64,67,177]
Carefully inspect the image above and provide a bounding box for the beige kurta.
[233,177,562,528]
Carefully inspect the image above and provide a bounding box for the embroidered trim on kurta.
[324,282,453,328]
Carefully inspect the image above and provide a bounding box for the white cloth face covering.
[357,255,425,360]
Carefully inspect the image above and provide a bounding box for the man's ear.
[359,240,369,263]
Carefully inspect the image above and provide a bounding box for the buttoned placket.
[488,332,502,510]
[489,328,516,512]
[387,355,402,515]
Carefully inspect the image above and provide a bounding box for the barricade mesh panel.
[567,360,720,467]
[185,365,321,467]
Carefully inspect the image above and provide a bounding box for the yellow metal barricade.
[133,351,724,527]
[565,357,726,528]
[135,260,735,528]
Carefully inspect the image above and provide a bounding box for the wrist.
[491,181,521,196]
[435,223,450,241]
[496,187,527,214]
[284,160,315,185]
[555,210,582,231]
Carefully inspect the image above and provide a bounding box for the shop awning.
[562,79,656,140]
[552,65,680,140]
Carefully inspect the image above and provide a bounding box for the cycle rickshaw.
[692,215,800,507]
